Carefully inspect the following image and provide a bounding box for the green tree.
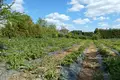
[36,18,47,27]
[1,11,34,38]
[0,0,59,38]
[94,28,101,39]
[59,26,69,35]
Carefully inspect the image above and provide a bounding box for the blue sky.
[7,0,120,32]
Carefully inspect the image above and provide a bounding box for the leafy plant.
[104,57,120,80]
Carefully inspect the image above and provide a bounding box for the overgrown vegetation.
[0,1,120,80]
[95,40,120,80]
[104,56,120,80]
[61,41,88,66]
[0,38,81,70]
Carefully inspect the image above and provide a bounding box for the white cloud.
[115,18,120,22]
[93,17,97,20]
[98,22,109,27]
[62,24,76,31]
[85,0,120,17]
[46,12,70,21]
[45,12,73,30]
[73,18,90,24]
[68,0,120,17]
[93,16,109,21]
[11,0,24,13]
[98,22,120,29]
[45,18,61,25]
[112,24,120,29]
[98,16,109,21]
[68,0,84,12]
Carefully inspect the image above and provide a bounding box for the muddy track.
[77,44,100,80]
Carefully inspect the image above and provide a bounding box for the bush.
[104,57,120,80]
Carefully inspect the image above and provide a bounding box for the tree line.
[69,28,120,39]
[0,0,120,39]
[94,28,120,39]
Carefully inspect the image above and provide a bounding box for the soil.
[77,44,100,80]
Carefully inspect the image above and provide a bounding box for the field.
[0,38,120,80]
[1,0,120,80]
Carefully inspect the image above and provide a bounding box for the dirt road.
[77,44,101,80]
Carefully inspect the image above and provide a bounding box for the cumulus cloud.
[85,0,120,17]
[98,22,120,29]
[45,12,73,30]
[73,18,90,24]
[68,0,120,17]
[68,0,84,12]
[46,12,70,21]
[98,16,109,21]
[11,0,24,13]
[93,16,109,21]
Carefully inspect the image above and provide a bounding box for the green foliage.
[93,70,104,80]
[92,34,100,40]
[104,57,120,80]
[95,39,120,80]
[61,52,78,66]
[82,32,94,37]
[36,18,47,27]
[0,38,81,70]
[61,41,88,66]
[95,28,120,39]
[95,41,115,56]
[71,30,82,35]
[70,30,94,39]
[59,27,69,35]
[0,3,58,38]
[0,12,59,38]
[39,56,61,80]
[6,53,25,70]
[97,39,120,54]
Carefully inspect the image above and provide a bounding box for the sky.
[7,0,120,32]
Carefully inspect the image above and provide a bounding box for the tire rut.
[77,44,100,80]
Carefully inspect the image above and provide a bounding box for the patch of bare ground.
[77,44,101,80]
